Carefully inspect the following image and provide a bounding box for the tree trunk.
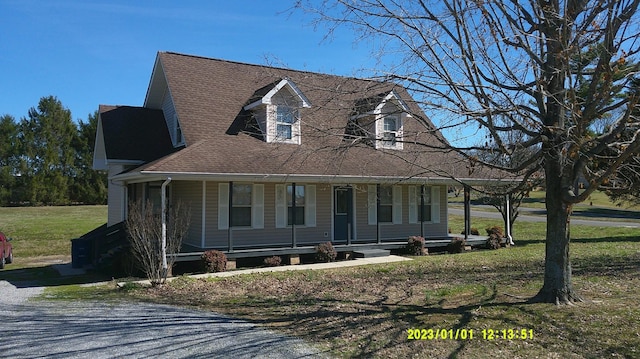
[533,166,583,304]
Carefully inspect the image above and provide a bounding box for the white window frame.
[367,185,402,225]
[409,185,441,224]
[382,116,398,146]
[275,106,298,141]
[276,184,316,228]
[218,183,264,230]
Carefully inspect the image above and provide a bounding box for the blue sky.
[0,0,373,122]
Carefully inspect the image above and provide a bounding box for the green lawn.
[0,205,107,257]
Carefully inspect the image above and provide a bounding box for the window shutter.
[431,186,440,224]
[218,183,229,230]
[393,185,403,224]
[305,185,316,227]
[275,184,286,228]
[408,186,418,224]
[252,184,264,229]
[368,185,377,225]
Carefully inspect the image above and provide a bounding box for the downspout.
[505,194,514,245]
[161,177,172,275]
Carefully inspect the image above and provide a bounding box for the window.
[418,186,432,222]
[382,116,397,146]
[173,114,183,145]
[409,185,440,224]
[276,184,316,228]
[231,184,252,227]
[176,120,183,144]
[378,186,393,223]
[287,185,305,225]
[276,106,297,140]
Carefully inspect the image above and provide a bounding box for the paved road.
[449,207,640,228]
[0,281,328,359]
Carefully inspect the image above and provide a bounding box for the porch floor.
[175,234,489,262]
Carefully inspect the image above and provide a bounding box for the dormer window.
[276,106,298,140]
[382,116,398,146]
[243,78,311,145]
[351,90,409,151]
[174,114,184,145]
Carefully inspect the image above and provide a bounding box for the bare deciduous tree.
[296,0,640,304]
[125,199,190,286]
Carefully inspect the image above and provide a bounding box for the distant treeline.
[0,96,107,206]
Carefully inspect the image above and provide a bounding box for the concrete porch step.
[353,249,391,258]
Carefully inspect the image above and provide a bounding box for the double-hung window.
[418,186,432,222]
[276,106,297,140]
[287,185,305,225]
[378,186,393,223]
[231,184,252,227]
[382,116,398,146]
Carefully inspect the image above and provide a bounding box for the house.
[92,52,512,266]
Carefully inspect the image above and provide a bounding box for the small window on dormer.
[276,106,297,140]
[174,113,184,145]
[382,116,398,146]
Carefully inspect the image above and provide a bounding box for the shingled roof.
[105,52,508,184]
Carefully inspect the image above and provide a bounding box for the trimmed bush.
[447,237,466,254]
[406,236,428,256]
[315,242,337,263]
[263,255,282,267]
[201,250,227,273]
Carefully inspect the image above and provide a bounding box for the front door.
[333,186,353,243]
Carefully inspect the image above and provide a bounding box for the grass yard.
[451,189,640,215]
[114,217,638,358]
[0,205,107,258]
[2,205,639,358]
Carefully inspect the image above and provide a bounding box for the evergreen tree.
[19,96,77,205]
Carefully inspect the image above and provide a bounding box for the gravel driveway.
[0,281,329,358]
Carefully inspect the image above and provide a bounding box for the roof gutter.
[110,170,519,187]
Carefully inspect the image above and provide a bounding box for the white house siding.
[171,181,203,248]
[107,165,126,226]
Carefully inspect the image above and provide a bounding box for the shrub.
[201,250,227,273]
[315,242,337,263]
[485,226,504,237]
[406,236,428,256]
[263,255,282,267]
[485,225,504,250]
[447,237,467,254]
